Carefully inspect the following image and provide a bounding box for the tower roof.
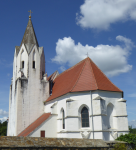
[46,57,122,102]
[20,17,39,53]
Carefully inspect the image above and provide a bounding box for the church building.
[7,15,129,141]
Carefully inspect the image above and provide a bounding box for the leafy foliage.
[116,133,136,145]
[129,126,136,134]
[113,143,127,150]
[115,127,136,149]
[0,121,7,136]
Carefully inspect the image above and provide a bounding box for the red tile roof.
[46,57,122,102]
[18,113,51,137]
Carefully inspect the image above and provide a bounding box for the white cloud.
[52,35,133,77]
[7,73,10,77]
[0,117,7,123]
[59,66,66,72]
[129,120,136,128]
[128,93,136,98]
[0,109,8,117]
[76,0,136,30]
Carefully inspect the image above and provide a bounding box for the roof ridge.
[70,59,87,92]
[54,58,88,80]
[88,59,98,89]
[90,59,122,92]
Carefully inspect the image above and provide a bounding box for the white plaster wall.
[117,117,128,130]
[58,132,82,138]
[44,90,128,140]
[116,102,127,116]
[66,118,79,131]
[93,100,101,115]
[94,132,103,139]
[45,92,93,139]
[8,49,17,136]
[8,44,49,136]
[93,116,102,130]
[15,45,49,135]
[29,115,57,137]
[92,90,128,132]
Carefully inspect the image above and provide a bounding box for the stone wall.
[0,136,127,150]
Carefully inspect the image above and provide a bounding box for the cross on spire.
[86,52,89,57]
[28,10,33,18]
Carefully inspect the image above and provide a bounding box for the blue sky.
[0,0,136,123]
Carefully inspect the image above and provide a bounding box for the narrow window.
[40,130,45,137]
[62,109,65,129]
[81,107,89,127]
[22,61,24,68]
[33,50,36,69]
[33,61,35,69]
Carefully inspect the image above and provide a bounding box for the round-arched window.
[81,107,89,127]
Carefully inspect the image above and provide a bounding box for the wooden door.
[41,130,45,137]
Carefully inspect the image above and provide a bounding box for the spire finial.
[28,10,33,19]
[86,52,89,58]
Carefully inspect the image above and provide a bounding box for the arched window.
[81,107,89,127]
[32,50,36,69]
[62,109,65,129]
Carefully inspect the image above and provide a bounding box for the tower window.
[33,50,36,69]
[22,61,24,68]
[81,107,89,127]
[33,61,35,69]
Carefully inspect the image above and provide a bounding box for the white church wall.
[29,115,57,138]
[44,90,128,140]
[117,117,128,130]
[94,132,103,139]
[8,43,49,136]
[93,116,102,130]
[58,132,82,138]
[66,118,79,131]
[45,92,94,139]
[116,102,127,116]
[92,100,101,115]
[8,50,18,136]
[92,90,128,132]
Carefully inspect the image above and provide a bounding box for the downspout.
[90,91,94,139]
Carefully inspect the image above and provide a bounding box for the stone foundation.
[0,136,128,150]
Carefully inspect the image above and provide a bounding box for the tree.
[0,121,7,136]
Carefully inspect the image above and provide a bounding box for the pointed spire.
[20,15,39,53]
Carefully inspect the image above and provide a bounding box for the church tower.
[8,15,49,136]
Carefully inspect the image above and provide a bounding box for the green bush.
[113,143,127,150]
[129,126,136,134]
[0,121,7,136]
[116,133,136,149]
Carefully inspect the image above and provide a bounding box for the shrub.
[113,143,127,150]
[116,133,136,149]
